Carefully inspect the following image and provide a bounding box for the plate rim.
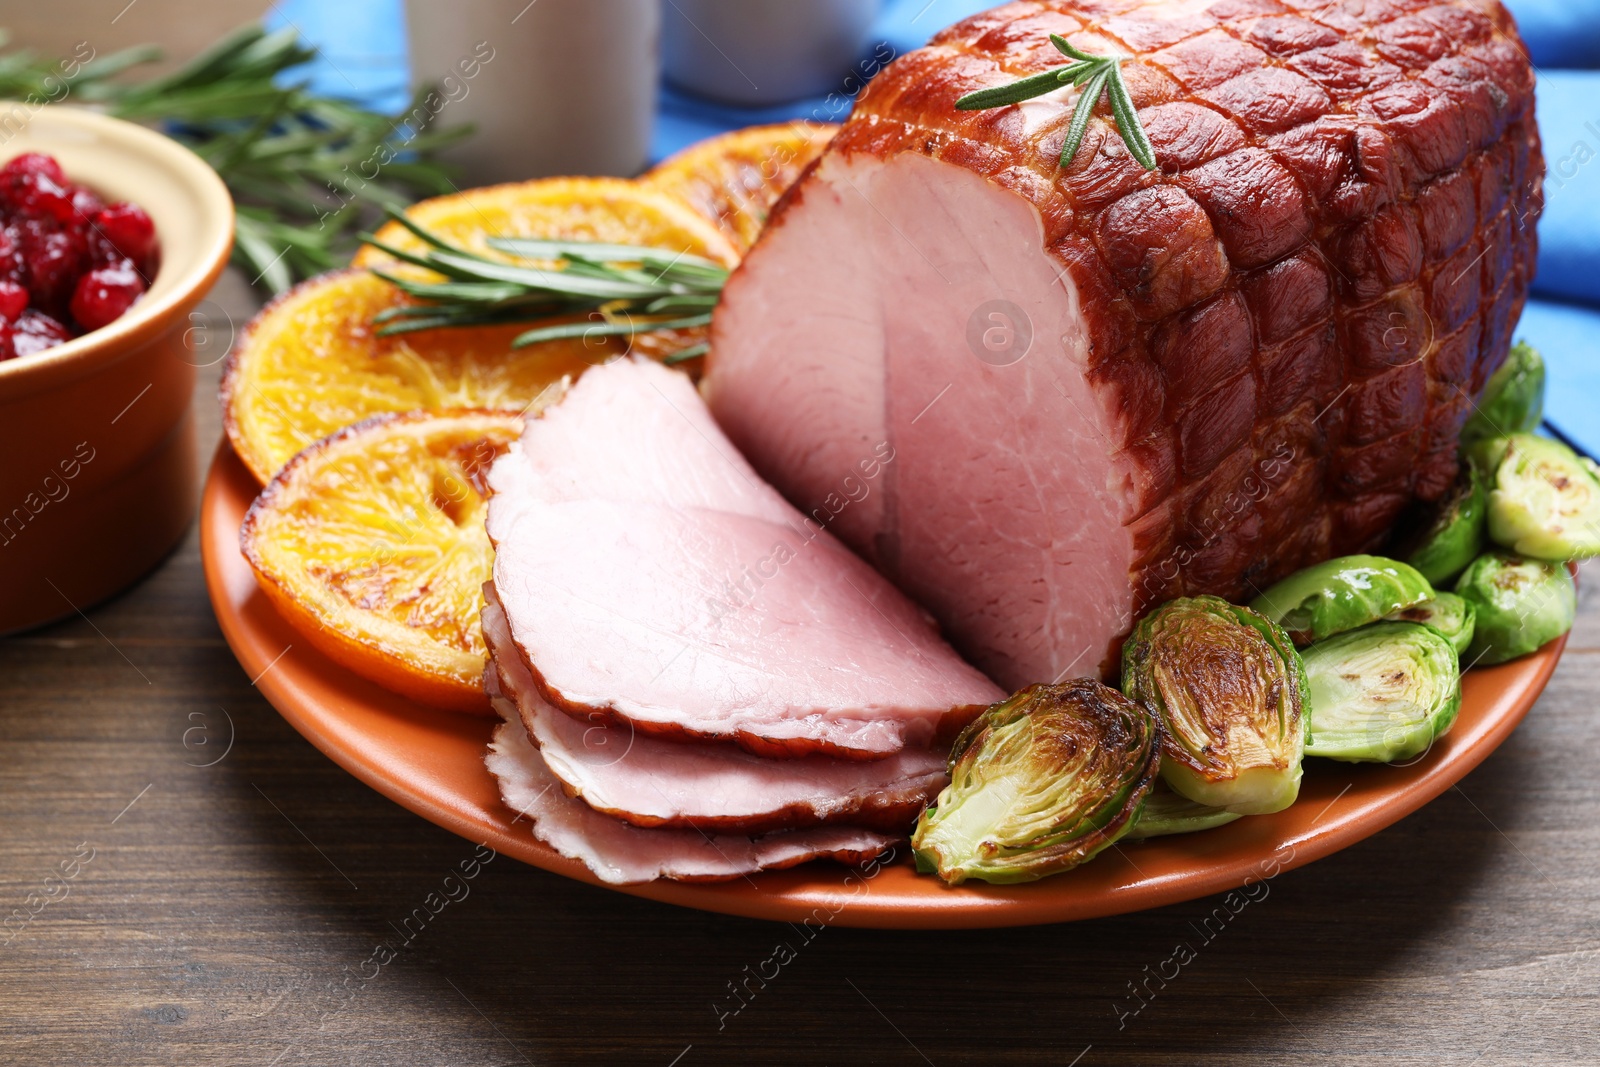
[201,441,1568,929]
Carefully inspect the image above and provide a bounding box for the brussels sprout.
[1455,552,1577,665]
[1395,460,1487,586]
[1465,433,1514,477]
[1461,340,1545,445]
[1303,622,1462,763]
[1484,433,1600,560]
[911,680,1159,885]
[1124,784,1242,840]
[1386,591,1476,655]
[1122,596,1306,816]
[1249,555,1435,646]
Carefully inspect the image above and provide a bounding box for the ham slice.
[485,357,1004,760]
[483,669,899,885]
[706,0,1542,688]
[483,586,949,833]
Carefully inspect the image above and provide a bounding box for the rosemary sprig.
[0,24,471,292]
[956,34,1155,172]
[360,210,728,362]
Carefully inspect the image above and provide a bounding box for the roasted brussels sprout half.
[1386,591,1476,655]
[1455,552,1577,665]
[1464,433,1513,478]
[911,680,1159,885]
[1484,433,1600,560]
[1249,555,1435,646]
[1461,340,1545,446]
[1395,460,1487,585]
[1124,784,1242,840]
[1122,596,1306,816]
[1303,622,1461,763]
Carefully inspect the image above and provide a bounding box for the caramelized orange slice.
[227,178,738,484]
[221,270,583,484]
[241,411,525,714]
[352,176,739,269]
[642,122,838,252]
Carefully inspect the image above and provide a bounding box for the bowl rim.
[0,104,234,386]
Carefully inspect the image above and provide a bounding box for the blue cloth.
[264,0,411,116]
[1533,72,1600,305]
[1506,0,1600,69]
[266,0,1600,455]
[1512,299,1600,444]
[652,0,992,160]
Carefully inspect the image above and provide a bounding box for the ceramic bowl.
[662,0,883,106]
[0,105,233,633]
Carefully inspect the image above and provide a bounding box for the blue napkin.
[1506,0,1600,69]
[264,0,411,116]
[1532,71,1600,305]
[1510,300,1600,452]
[653,0,993,160]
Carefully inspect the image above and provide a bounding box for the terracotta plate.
[202,443,1568,929]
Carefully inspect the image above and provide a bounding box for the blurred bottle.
[662,0,882,106]
[405,0,660,184]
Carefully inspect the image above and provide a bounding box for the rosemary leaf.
[1049,34,1098,64]
[359,215,727,358]
[426,253,669,300]
[511,314,712,348]
[1105,68,1157,171]
[1060,66,1110,169]
[370,276,531,303]
[663,343,711,365]
[363,242,487,281]
[644,294,722,314]
[371,315,474,335]
[955,67,1074,110]
[954,36,1156,173]
[487,237,727,273]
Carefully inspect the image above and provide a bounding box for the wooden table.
[3,270,1596,1067]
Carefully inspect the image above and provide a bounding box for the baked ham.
[706,0,1543,688]
[484,357,1003,760]
[483,586,949,833]
[484,669,899,884]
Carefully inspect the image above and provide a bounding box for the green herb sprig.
[0,24,471,292]
[361,210,728,364]
[956,35,1155,172]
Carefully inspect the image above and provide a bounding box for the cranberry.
[70,265,145,331]
[0,157,74,223]
[12,309,71,357]
[0,321,14,362]
[1,152,66,187]
[16,221,86,314]
[86,229,120,269]
[69,185,105,223]
[0,280,26,321]
[92,202,157,264]
[0,227,24,285]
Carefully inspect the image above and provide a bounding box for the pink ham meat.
[484,357,1004,760]
[483,669,898,885]
[706,0,1543,689]
[482,586,948,832]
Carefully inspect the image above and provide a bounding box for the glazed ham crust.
[710,0,1541,685]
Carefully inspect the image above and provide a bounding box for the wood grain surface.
[2,270,1597,1066]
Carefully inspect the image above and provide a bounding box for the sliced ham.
[485,357,1004,760]
[483,586,949,833]
[483,670,898,885]
[706,0,1542,689]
